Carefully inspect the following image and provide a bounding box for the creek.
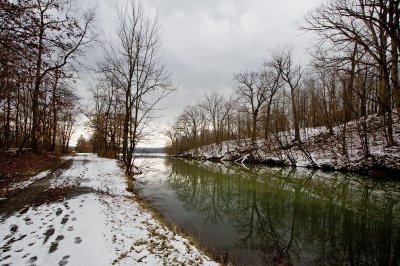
[135,154,400,265]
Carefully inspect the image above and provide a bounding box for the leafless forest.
[1,0,399,175]
[166,0,400,169]
[0,0,96,154]
[0,0,173,175]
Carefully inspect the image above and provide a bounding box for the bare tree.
[88,77,124,158]
[27,0,95,151]
[235,64,282,142]
[0,0,94,153]
[179,105,206,147]
[259,67,282,139]
[99,0,174,174]
[268,47,303,141]
[200,92,232,145]
[302,0,398,146]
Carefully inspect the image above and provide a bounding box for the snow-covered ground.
[0,153,217,266]
[178,114,400,174]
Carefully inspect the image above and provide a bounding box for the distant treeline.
[135,147,165,154]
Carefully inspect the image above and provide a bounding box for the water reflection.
[140,158,400,265]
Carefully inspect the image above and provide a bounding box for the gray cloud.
[74,0,323,147]
[147,0,321,119]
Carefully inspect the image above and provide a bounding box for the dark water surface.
[135,155,400,265]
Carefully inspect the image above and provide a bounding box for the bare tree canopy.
[89,0,175,174]
[167,0,400,159]
[0,0,95,153]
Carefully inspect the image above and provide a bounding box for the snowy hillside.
[176,114,400,175]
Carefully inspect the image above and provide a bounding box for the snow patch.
[5,170,51,193]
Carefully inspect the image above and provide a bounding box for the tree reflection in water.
[163,159,400,265]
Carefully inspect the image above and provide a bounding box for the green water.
[136,156,400,265]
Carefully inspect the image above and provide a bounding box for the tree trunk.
[15,83,20,148]
[291,87,300,141]
[5,85,11,147]
[31,25,44,152]
[251,112,257,142]
[51,71,59,152]
[389,0,400,112]
[122,90,130,164]
[264,104,272,139]
[346,43,358,121]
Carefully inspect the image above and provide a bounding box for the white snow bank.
[0,153,217,266]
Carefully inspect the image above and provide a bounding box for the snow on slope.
[178,114,400,173]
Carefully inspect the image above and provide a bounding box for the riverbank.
[174,114,400,177]
[0,153,217,265]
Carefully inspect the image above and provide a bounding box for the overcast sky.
[72,0,323,147]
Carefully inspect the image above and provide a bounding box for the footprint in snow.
[43,227,55,244]
[61,215,69,225]
[49,236,64,253]
[67,226,74,231]
[3,234,12,241]
[10,225,18,233]
[56,208,63,216]
[28,256,37,263]
[3,244,12,253]
[49,241,59,253]
[59,255,70,266]
[1,254,11,261]
[74,237,82,244]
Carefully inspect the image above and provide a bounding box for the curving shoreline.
[172,115,400,178]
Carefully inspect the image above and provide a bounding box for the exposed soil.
[0,151,69,200]
[0,151,62,190]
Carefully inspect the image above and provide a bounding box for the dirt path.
[0,153,217,266]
